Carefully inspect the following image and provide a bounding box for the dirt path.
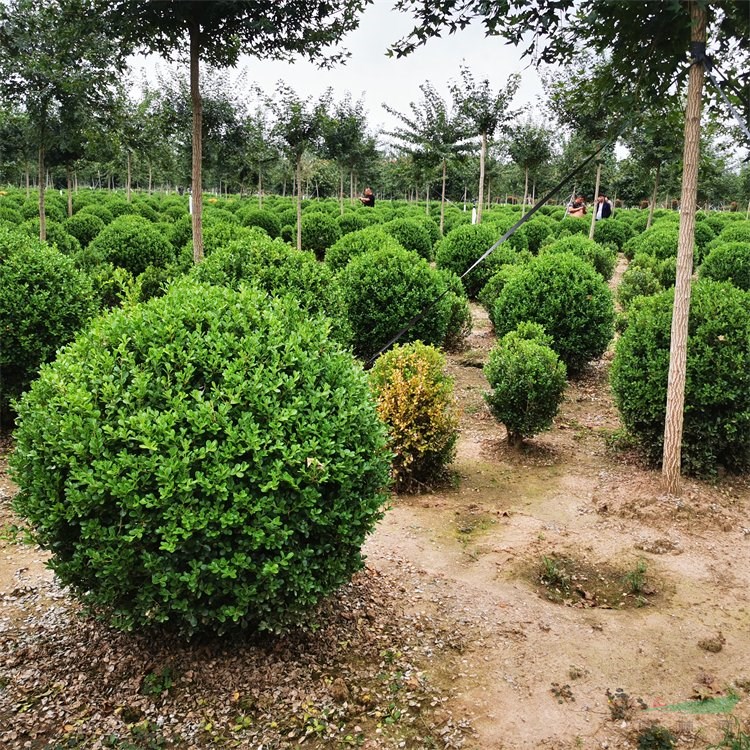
[364,263,750,749]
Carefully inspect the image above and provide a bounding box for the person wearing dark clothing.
[595,195,613,220]
[359,187,375,207]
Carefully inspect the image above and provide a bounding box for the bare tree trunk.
[25,164,30,198]
[350,170,354,203]
[258,169,263,209]
[74,171,78,193]
[589,161,602,240]
[339,170,344,215]
[477,131,487,224]
[189,22,204,264]
[148,163,153,194]
[647,163,661,230]
[126,150,132,203]
[425,184,429,216]
[296,154,303,252]
[662,0,706,494]
[522,166,529,214]
[38,143,46,242]
[440,159,447,236]
[66,165,73,217]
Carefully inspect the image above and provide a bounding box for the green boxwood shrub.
[370,342,458,493]
[383,218,433,261]
[64,212,106,248]
[0,244,95,417]
[611,280,750,475]
[339,247,458,360]
[491,252,615,374]
[78,203,115,225]
[161,203,189,223]
[592,219,632,250]
[301,211,341,260]
[238,207,281,238]
[522,217,555,254]
[699,242,750,290]
[623,225,678,261]
[192,236,352,345]
[0,205,23,225]
[326,226,403,272]
[556,216,590,237]
[88,215,175,276]
[21,197,66,223]
[617,265,663,311]
[21,219,82,256]
[167,213,193,251]
[337,211,369,235]
[484,323,567,445]
[10,282,390,636]
[436,224,518,298]
[540,234,617,280]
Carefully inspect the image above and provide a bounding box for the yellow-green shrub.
[370,342,458,493]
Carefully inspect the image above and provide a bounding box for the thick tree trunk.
[662,1,706,494]
[477,131,487,224]
[38,143,46,242]
[296,154,303,252]
[589,161,602,239]
[440,159,447,236]
[647,163,661,230]
[189,22,204,264]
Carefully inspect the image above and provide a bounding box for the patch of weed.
[637,724,676,750]
[624,559,648,594]
[140,667,175,698]
[708,718,750,749]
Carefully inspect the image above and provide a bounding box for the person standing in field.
[568,195,586,218]
[359,187,375,207]
[595,194,613,220]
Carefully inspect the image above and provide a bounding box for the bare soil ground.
[2,262,750,749]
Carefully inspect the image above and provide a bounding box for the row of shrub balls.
[1,188,748,637]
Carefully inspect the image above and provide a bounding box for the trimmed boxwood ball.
[491,252,615,374]
[10,282,390,636]
[88,214,175,276]
[78,203,115,225]
[339,247,457,361]
[556,216,589,237]
[383,218,433,260]
[0,244,95,417]
[301,211,341,260]
[370,342,458,493]
[191,236,352,345]
[436,224,516,299]
[64,211,106,248]
[617,265,663,311]
[540,234,617,280]
[484,323,567,446]
[699,242,750,290]
[337,211,369,235]
[611,280,750,476]
[592,218,632,250]
[326,226,403,272]
[238,207,281,238]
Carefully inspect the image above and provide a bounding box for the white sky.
[130,1,549,144]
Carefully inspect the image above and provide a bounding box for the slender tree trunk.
[440,158,447,236]
[339,170,344,215]
[350,170,354,203]
[66,165,73,217]
[477,131,487,224]
[148,163,153,194]
[522,166,529,214]
[296,153,303,252]
[647,163,661,230]
[126,150,132,203]
[74,171,78,193]
[662,0,706,494]
[38,143,46,242]
[189,22,204,264]
[25,164,30,198]
[258,169,263,209]
[425,183,429,215]
[486,179,491,209]
[589,161,602,240]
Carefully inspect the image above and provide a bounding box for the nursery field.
[2,288,750,750]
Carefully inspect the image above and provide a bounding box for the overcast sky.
[131,1,550,144]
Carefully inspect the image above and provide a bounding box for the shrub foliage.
[370,342,458,492]
[10,283,390,636]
